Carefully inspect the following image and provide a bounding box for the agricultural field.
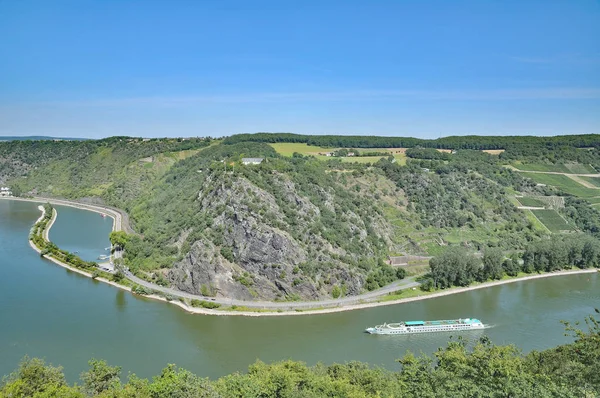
[269,142,334,156]
[530,209,576,232]
[523,210,550,233]
[585,197,600,204]
[520,172,600,198]
[481,149,505,155]
[512,162,596,174]
[580,176,600,188]
[269,143,407,165]
[516,196,545,207]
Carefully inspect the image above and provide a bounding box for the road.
[16,196,422,310]
[124,270,420,310]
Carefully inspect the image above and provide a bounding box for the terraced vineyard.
[521,172,600,198]
[581,176,600,188]
[531,209,576,232]
[516,197,545,207]
[513,162,596,174]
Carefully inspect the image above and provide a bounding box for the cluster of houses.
[0,187,13,197]
[241,158,264,165]
[319,151,357,157]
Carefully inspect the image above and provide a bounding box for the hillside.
[0,137,212,196]
[3,134,600,301]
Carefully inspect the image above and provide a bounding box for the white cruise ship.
[365,318,485,335]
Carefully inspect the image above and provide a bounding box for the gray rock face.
[167,173,397,301]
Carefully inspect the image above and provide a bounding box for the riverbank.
[7,196,599,317]
[0,196,123,233]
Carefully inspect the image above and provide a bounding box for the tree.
[0,357,69,397]
[481,247,504,281]
[80,359,121,396]
[149,364,217,398]
[109,231,129,249]
[429,247,481,289]
[502,256,520,277]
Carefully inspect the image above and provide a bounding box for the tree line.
[425,234,600,290]
[223,132,600,150]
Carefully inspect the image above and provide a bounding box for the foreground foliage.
[1,313,598,397]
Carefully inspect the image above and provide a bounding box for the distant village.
[318,149,358,157]
[0,187,13,197]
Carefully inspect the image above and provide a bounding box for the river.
[0,199,598,382]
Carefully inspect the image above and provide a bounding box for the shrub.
[191,299,221,309]
[331,285,341,299]
[131,285,151,295]
[112,271,125,282]
[220,247,234,262]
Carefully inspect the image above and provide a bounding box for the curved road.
[124,270,420,310]
[11,196,422,310]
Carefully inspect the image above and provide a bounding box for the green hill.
[3,134,600,300]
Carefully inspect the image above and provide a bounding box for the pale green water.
[0,199,598,382]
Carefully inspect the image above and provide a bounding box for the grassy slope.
[516,197,545,207]
[512,162,596,174]
[523,209,551,232]
[581,176,600,187]
[269,142,407,165]
[520,172,600,198]
[530,209,576,232]
[11,145,211,209]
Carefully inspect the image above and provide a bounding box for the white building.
[241,158,264,165]
[0,187,12,197]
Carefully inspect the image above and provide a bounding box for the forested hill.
[0,136,88,141]
[223,132,600,149]
[2,134,600,301]
[0,137,212,189]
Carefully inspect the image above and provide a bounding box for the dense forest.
[1,312,598,397]
[2,133,600,301]
[223,132,600,150]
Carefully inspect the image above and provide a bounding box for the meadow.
[269,143,407,164]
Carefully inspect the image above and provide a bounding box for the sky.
[0,0,599,139]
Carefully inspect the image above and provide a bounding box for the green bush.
[331,285,341,298]
[191,299,221,309]
[131,285,151,295]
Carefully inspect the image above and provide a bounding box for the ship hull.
[365,318,485,335]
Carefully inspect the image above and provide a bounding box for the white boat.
[365,318,485,335]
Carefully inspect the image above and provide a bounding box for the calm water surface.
[0,199,598,382]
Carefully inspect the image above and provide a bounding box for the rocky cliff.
[165,165,403,301]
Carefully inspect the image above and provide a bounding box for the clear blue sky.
[1,1,599,138]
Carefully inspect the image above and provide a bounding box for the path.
[507,166,600,178]
[565,174,599,189]
[5,196,422,310]
[124,270,419,310]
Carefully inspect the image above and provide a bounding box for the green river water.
[1,199,598,382]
